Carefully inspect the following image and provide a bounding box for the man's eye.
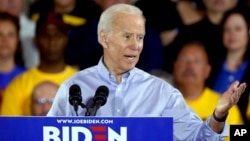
[124,35,131,39]
[138,36,144,40]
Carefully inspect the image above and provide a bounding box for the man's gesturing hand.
[215,81,247,118]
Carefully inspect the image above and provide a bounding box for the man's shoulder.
[3,68,39,89]
[69,65,98,79]
[12,67,36,79]
[79,65,97,74]
[134,68,174,87]
[134,68,150,77]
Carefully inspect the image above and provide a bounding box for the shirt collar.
[97,56,136,84]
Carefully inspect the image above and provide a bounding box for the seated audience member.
[0,0,38,69]
[135,0,204,47]
[0,12,26,107]
[208,8,250,125]
[173,41,244,141]
[29,0,101,23]
[29,0,103,70]
[31,81,59,116]
[0,12,78,116]
[161,0,239,73]
[47,4,247,140]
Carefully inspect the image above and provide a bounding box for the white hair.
[97,3,145,44]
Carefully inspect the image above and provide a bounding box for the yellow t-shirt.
[185,87,243,141]
[0,66,78,116]
[246,95,250,121]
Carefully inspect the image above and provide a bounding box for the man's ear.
[100,30,108,48]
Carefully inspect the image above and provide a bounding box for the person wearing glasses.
[31,81,59,116]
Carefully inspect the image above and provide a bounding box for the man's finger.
[227,80,239,94]
[238,83,247,95]
[232,83,247,99]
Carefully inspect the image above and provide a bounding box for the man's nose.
[129,37,141,50]
[185,59,196,67]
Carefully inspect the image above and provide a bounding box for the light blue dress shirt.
[47,57,228,141]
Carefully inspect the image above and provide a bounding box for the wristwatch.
[213,110,228,122]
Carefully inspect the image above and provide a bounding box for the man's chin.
[123,64,136,72]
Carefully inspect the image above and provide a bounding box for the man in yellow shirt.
[0,12,78,116]
[173,41,243,141]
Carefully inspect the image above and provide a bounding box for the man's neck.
[178,84,204,101]
[38,61,66,73]
[102,57,124,84]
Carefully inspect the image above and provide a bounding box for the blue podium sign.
[0,116,173,141]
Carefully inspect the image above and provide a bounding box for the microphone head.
[93,85,109,106]
[69,84,82,105]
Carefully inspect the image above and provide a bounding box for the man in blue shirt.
[47,3,247,141]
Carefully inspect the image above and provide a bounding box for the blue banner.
[0,116,173,141]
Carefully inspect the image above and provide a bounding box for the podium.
[0,116,173,141]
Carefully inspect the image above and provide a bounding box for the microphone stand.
[91,100,102,116]
[72,101,79,116]
[74,102,90,117]
[79,103,90,116]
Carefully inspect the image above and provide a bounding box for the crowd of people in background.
[172,41,243,141]
[0,0,250,129]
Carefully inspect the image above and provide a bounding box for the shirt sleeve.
[1,76,25,115]
[162,86,228,141]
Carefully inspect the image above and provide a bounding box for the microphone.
[69,84,82,116]
[91,85,109,116]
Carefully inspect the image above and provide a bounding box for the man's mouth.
[124,55,136,60]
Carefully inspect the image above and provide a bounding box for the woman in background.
[0,12,26,107]
[209,8,250,125]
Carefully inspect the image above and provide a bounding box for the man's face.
[223,13,249,51]
[31,82,58,116]
[36,24,68,63]
[102,13,145,74]
[173,44,211,86]
[203,0,238,13]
